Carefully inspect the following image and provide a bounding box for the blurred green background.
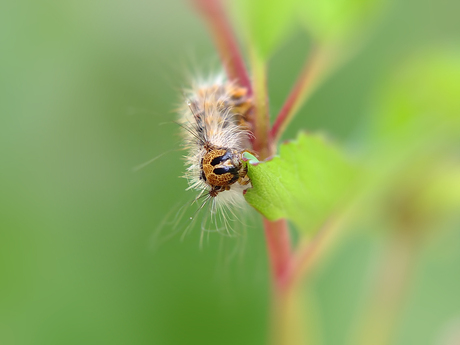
[1,0,459,344]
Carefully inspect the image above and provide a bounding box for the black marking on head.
[213,166,238,175]
[201,170,207,182]
[210,151,232,166]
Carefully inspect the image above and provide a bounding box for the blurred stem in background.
[270,45,331,144]
[353,232,419,345]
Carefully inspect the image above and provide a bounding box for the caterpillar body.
[179,79,254,223]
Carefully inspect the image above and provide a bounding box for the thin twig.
[286,217,339,292]
[270,46,329,144]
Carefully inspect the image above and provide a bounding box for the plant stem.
[249,45,303,345]
[191,0,252,94]
[263,219,292,291]
[250,50,272,159]
[270,46,331,144]
[270,284,308,345]
[351,232,419,345]
[192,5,329,345]
[263,218,307,345]
[267,218,342,345]
[288,218,338,290]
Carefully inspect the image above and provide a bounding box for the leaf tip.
[243,151,260,165]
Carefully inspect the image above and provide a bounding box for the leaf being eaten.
[244,133,358,235]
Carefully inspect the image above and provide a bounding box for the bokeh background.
[1,0,459,344]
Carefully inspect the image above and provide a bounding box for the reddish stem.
[270,47,326,143]
[191,0,252,95]
[263,218,292,291]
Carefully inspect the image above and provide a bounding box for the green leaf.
[243,152,259,164]
[232,0,296,59]
[244,133,358,234]
[298,0,385,43]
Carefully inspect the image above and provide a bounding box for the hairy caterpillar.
[178,77,254,230]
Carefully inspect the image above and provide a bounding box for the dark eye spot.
[213,166,238,175]
[211,151,232,166]
[213,167,228,175]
